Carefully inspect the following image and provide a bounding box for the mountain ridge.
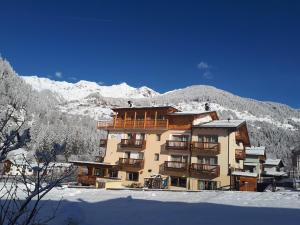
[17,72,300,166]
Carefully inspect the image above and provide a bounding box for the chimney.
[204,103,210,111]
[128,101,133,108]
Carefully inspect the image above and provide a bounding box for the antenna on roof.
[205,102,210,111]
[128,101,133,108]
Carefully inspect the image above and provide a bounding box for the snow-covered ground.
[28,188,300,225]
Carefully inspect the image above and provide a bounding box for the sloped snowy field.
[34,188,300,225]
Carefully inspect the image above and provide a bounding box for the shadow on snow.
[39,195,300,225]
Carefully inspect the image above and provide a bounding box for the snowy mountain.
[21,76,160,100]
[20,75,300,165]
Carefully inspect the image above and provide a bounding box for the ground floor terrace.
[72,160,244,191]
[22,188,300,225]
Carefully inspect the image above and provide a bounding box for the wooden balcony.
[235,149,246,160]
[100,139,107,147]
[191,142,220,155]
[78,174,96,186]
[118,158,144,171]
[190,163,220,179]
[165,140,189,150]
[120,139,146,149]
[159,161,188,176]
[97,119,169,130]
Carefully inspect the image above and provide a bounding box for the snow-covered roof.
[264,159,283,166]
[193,120,245,128]
[69,160,114,166]
[112,106,177,111]
[6,148,27,160]
[48,162,72,167]
[244,162,258,166]
[232,171,257,177]
[245,146,265,156]
[168,111,216,116]
[263,171,288,177]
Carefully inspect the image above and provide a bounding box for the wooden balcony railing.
[190,163,220,178]
[165,140,189,150]
[97,119,169,130]
[100,139,107,147]
[120,139,146,149]
[235,149,246,160]
[118,158,144,170]
[159,161,188,176]
[163,161,188,170]
[191,142,220,155]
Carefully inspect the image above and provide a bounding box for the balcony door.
[198,135,218,143]
[127,133,145,140]
[198,180,219,190]
[125,152,144,160]
[197,156,217,165]
[171,155,188,163]
[172,135,189,141]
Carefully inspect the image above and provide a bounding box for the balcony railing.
[235,149,246,160]
[100,139,107,147]
[159,161,188,176]
[190,163,220,178]
[97,119,168,130]
[120,139,146,149]
[78,175,97,186]
[191,142,220,155]
[165,140,189,150]
[118,158,144,170]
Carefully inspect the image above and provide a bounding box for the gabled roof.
[193,119,245,128]
[263,171,287,177]
[232,171,257,177]
[264,159,284,167]
[112,106,178,112]
[168,110,218,118]
[245,146,265,156]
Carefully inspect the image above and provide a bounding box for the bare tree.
[0,64,74,225]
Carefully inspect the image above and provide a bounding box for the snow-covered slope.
[21,76,160,100]
[20,75,300,164]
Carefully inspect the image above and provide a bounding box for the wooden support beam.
[133,111,137,128]
[124,112,127,128]
[154,111,157,127]
[114,115,117,128]
[144,111,147,129]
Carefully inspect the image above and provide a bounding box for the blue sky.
[0,0,299,108]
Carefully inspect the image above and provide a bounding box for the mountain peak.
[21,76,160,100]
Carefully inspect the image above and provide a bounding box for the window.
[127,133,145,140]
[172,135,189,141]
[136,115,144,120]
[125,152,131,159]
[157,115,165,120]
[154,153,160,161]
[156,134,161,141]
[127,172,139,181]
[109,169,118,178]
[170,176,187,188]
[197,156,218,165]
[171,155,188,163]
[198,180,219,190]
[94,168,104,176]
[198,135,218,143]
